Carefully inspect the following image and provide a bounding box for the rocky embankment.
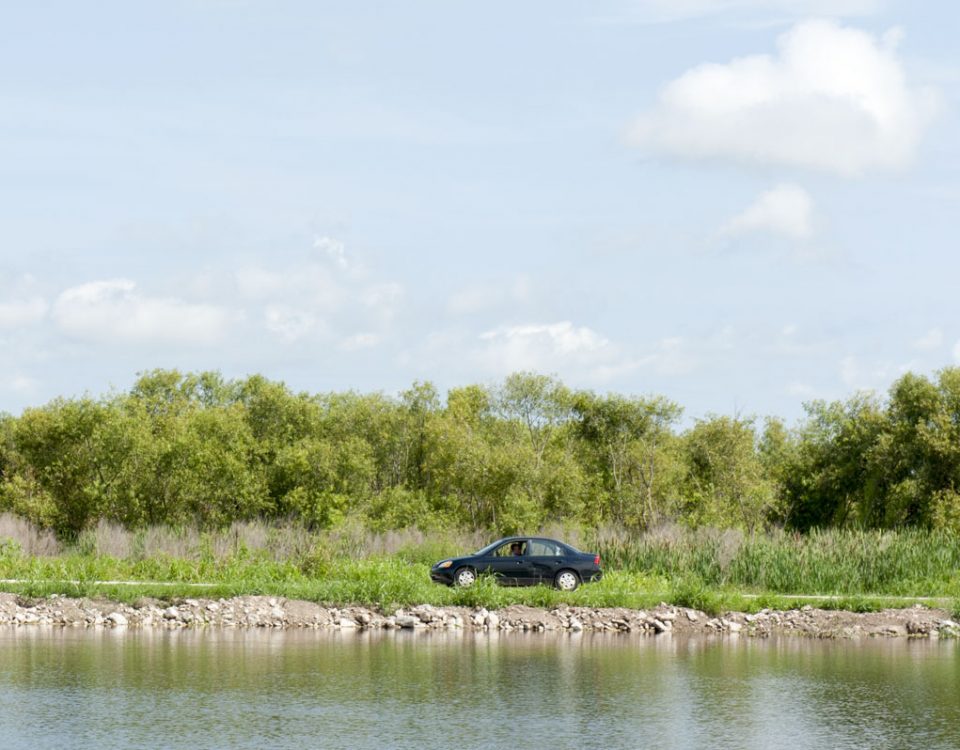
[0,592,957,639]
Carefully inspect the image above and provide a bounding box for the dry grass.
[0,513,61,556]
[2,515,960,600]
[0,517,487,564]
[207,522,315,561]
[79,520,133,558]
[140,525,203,559]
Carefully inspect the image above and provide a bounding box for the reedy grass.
[2,517,960,612]
[0,550,951,615]
[588,526,960,597]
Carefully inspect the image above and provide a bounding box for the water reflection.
[0,628,957,749]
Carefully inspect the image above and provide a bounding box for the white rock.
[107,613,128,627]
[163,607,179,619]
[568,618,583,632]
[338,618,358,629]
[485,613,500,630]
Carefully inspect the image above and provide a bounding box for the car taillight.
[594,554,601,566]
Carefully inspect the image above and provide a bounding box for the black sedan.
[430,537,602,591]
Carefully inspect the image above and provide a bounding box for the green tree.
[783,395,886,530]
[681,415,775,531]
[572,392,681,527]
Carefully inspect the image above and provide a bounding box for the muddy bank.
[0,593,956,639]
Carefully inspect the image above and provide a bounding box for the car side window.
[494,541,526,557]
[528,541,562,556]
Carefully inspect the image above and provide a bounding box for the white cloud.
[0,297,47,328]
[477,321,614,373]
[473,325,723,383]
[840,355,860,387]
[913,327,942,351]
[361,282,403,309]
[313,235,349,270]
[591,336,701,380]
[235,265,342,307]
[786,381,816,398]
[447,277,531,315]
[630,20,938,176]
[618,0,882,23]
[2,374,39,395]
[236,238,403,343]
[236,236,352,304]
[774,324,825,356]
[340,333,380,351]
[264,305,318,342]
[711,325,737,349]
[235,268,291,300]
[52,279,230,345]
[722,184,814,239]
[642,337,700,375]
[838,355,909,392]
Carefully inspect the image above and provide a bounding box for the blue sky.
[2,0,959,422]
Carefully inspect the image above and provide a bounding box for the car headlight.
[437,560,453,569]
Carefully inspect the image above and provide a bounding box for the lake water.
[0,628,957,749]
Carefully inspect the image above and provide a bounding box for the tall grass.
[0,514,60,556]
[587,525,960,596]
[1,515,959,604]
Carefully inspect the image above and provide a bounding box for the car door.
[526,540,565,584]
[486,540,533,585]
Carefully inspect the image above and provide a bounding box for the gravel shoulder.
[0,593,957,639]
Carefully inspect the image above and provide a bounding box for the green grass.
[0,552,951,615]
[592,527,960,597]
[2,525,959,613]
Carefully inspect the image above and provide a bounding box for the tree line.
[2,368,960,538]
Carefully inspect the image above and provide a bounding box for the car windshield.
[472,538,577,556]
[471,539,512,556]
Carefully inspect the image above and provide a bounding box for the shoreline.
[1,593,957,639]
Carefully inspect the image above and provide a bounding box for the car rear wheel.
[554,569,580,592]
[454,567,477,587]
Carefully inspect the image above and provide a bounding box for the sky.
[2,0,959,422]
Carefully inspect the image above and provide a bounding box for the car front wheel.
[454,567,477,587]
[554,569,580,592]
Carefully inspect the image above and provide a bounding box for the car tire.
[554,569,580,592]
[453,567,477,588]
